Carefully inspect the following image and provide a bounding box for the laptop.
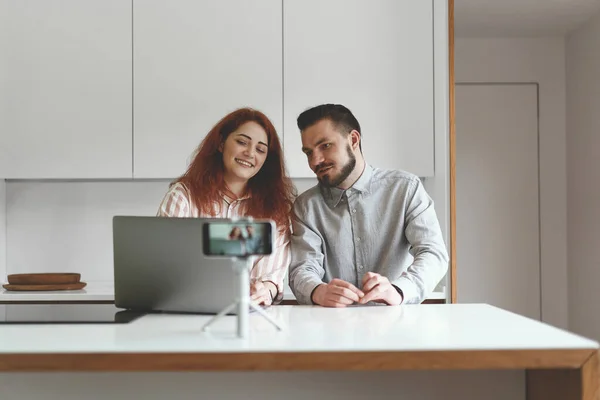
[112,216,239,314]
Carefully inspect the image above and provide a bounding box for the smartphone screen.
[202,220,274,257]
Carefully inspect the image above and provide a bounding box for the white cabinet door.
[134,0,283,179]
[283,0,434,178]
[0,0,132,179]
[456,84,541,320]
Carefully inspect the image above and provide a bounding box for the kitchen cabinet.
[0,0,132,178]
[283,0,435,177]
[1,0,441,180]
[133,0,283,178]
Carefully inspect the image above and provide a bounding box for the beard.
[317,144,357,188]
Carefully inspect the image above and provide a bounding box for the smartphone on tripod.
[202,218,275,257]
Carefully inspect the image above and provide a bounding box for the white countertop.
[0,281,447,302]
[0,304,596,354]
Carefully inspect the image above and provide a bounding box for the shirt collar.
[352,164,373,194]
[320,164,374,208]
[221,191,251,204]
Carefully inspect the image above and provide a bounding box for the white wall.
[0,180,5,282]
[455,37,568,329]
[566,11,600,341]
[455,84,541,320]
[5,181,170,281]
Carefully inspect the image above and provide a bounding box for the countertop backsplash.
[5,180,172,282]
[2,179,320,282]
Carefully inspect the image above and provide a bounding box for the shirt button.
[352,209,357,213]
[356,237,361,242]
[358,265,364,270]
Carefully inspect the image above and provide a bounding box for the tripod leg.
[201,302,237,332]
[248,301,283,331]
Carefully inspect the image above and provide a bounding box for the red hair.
[174,108,296,232]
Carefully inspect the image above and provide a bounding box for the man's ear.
[349,130,361,150]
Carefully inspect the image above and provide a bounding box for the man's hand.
[358,272,402,305]
[250,281,276,306]
[311,279,364,307]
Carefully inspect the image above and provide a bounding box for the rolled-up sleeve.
[288,201,326,305]
[392,180,449,304]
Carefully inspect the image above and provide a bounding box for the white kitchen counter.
[0,304,595,355]
[0,304,597,400]
[0,281,447,303]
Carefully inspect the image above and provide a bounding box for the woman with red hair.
[157,108,296,305]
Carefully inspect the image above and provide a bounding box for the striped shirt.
[157,182,290,303]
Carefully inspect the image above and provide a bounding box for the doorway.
[455,83,541,320]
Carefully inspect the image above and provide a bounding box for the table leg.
[526,351,599,400]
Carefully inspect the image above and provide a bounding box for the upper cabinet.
[0,0,442,180]
[0,0,132,179]
[283,0,435,178]
[133,0,283,179]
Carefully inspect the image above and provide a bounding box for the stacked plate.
[2,273,87,291]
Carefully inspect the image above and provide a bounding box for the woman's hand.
[250,281,277,305]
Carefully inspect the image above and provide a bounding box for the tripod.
[201,256,283,338]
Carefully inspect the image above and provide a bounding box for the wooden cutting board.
[7,273,81,285]
[2,282,87,291]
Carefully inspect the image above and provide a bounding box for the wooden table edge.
[526,350,600,400]
[0,348,596,372]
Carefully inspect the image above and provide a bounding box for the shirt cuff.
[392,276,419,304]
[294,278,323,305]
[261,280,284,305]
[391,284,405,304]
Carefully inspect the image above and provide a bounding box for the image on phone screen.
[203,221,273,257]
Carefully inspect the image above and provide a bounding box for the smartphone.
[202,219,275,257]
